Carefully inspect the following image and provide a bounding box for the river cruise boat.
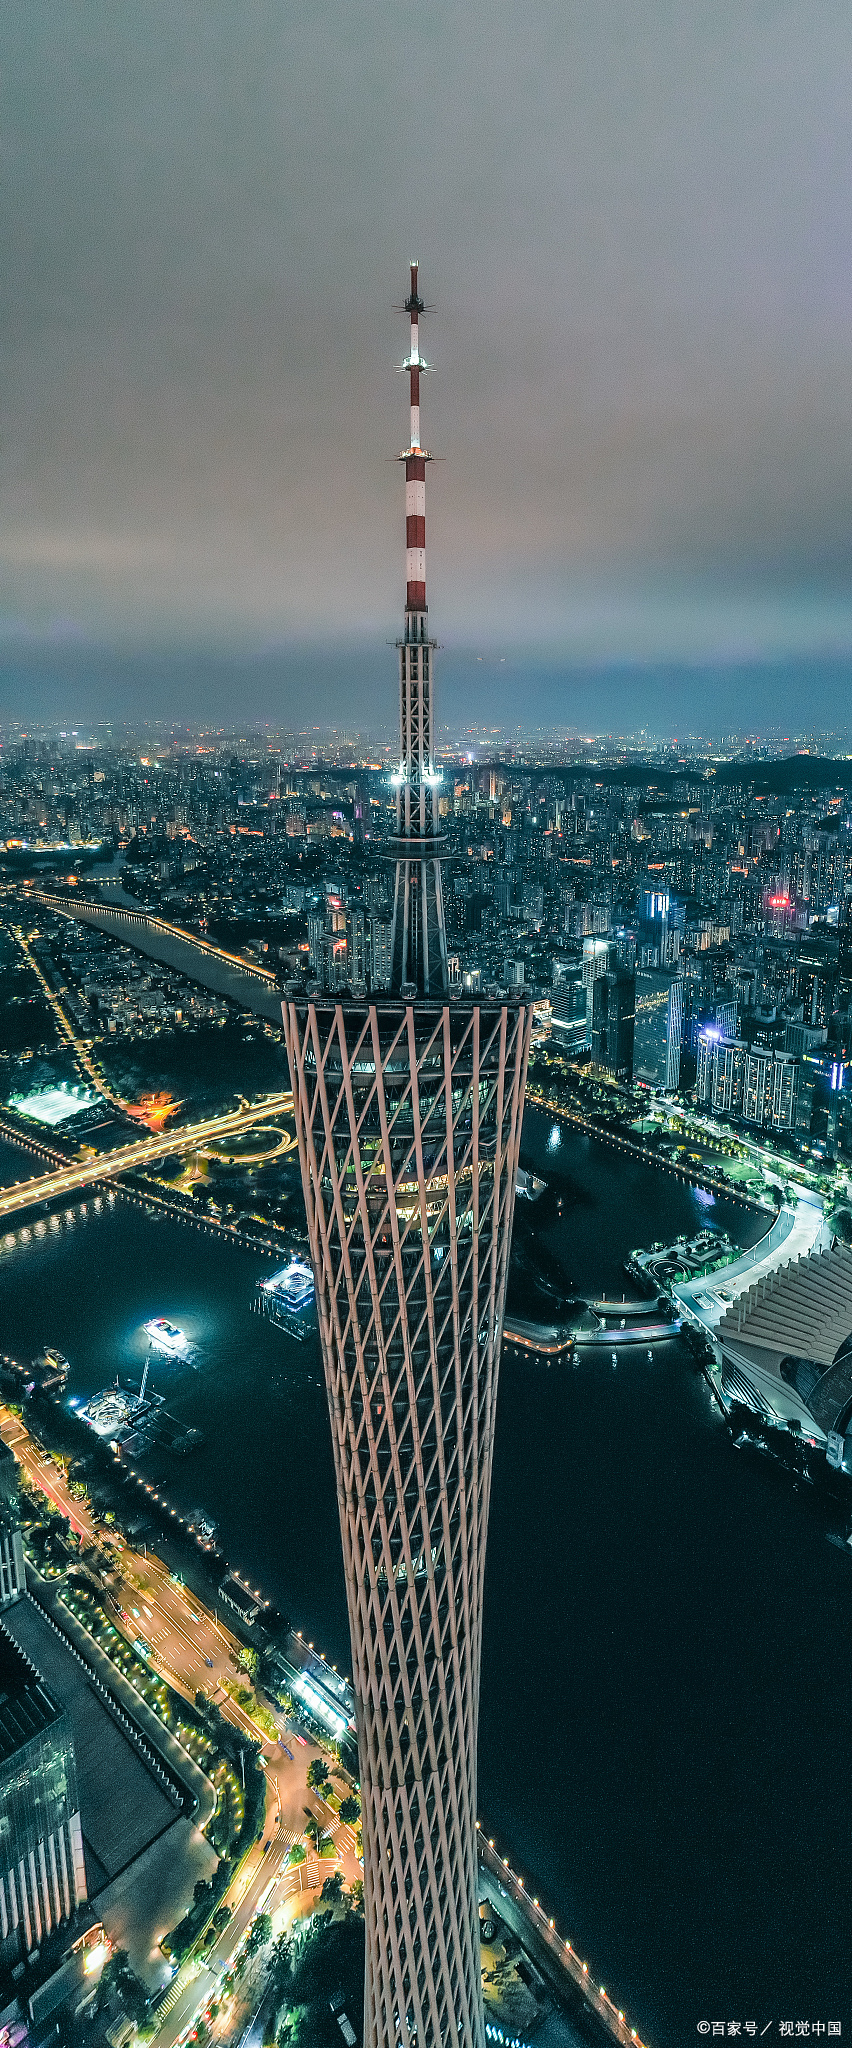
[143,1317,189,1357]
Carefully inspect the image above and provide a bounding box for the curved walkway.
[478,1834,648,2048]
[673,1192,828,1337]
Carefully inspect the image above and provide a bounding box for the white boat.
[143,1317,188,1356]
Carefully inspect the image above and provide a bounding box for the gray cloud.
[3,0,852,675]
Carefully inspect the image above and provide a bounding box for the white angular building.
[714,1239,852,1459]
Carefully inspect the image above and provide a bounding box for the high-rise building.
[0,1626,86,1966]
[633,968,684,1091]
[637,887,685,967]
[770,1052,799,1132]
[697,1030,801,1133]
[582,938,616,1043]
[347,909,367,995]
[368,914,394,993]
[742,1048,774,1126]
[590,969,635,1081]
[283,267,531,2048]
[796,930,840,1028]
[307,911,326,982]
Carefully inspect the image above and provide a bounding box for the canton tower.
[283,266,531,2048]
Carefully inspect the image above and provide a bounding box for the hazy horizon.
[5,1,852,724]
[1,638,851,745]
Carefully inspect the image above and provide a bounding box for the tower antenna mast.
[390,262,448,998]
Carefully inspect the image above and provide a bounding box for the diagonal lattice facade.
[283,994,531,2048]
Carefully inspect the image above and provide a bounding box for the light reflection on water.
[0,1114,849,2037]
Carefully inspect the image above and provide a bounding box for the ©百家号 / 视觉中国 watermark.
[696,2025,843,2038]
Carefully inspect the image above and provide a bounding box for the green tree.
[319,1871,344,1905]
[97,1949,149,2025]
[307,1758,332,1796]
[338,1795,360,1826]
[247,1911,272,1954]
[237,1644,261,1682]
[270,1910,365,2043]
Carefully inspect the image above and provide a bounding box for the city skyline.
[1,633,851,2038]
[1,7,851,2039]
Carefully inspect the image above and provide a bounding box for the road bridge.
[0,1094,295,1220]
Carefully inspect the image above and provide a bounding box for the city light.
[0,140,845,2048]
[8,1082,101,1125]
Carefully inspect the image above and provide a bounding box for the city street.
[0,1406,361,2044]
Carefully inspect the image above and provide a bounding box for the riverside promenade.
[478,1835,649,2048]
[673,1189,827,1340]
[22,886,285,1024]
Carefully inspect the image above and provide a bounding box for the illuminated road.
[0,1407,360,2043]
[0,1093,296,1219]
[0,1408,96,1538]
[12,924,128,1112]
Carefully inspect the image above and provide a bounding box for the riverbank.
[0,1115,850,2038]
[525,1088,776,1216]
[6,1399,633,2048]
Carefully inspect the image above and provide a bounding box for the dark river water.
[0,1107,849,2044]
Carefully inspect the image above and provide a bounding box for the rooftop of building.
[1,1596,177,1896]
[0,1624,63,1764]
[717,1238,852,1369]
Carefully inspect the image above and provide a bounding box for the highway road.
[0,1406,96,1538]
[0,1092,296,1220]
[0,1407,361,2044]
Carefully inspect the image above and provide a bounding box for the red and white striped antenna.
[402,260,429,612]
[390,262,448,997]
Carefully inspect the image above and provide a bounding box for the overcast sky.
[3,1,852,724]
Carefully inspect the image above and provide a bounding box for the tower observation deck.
[282,267,531,2048]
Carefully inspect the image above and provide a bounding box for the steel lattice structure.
[282,266,531,2048]
[284,997,530,2047]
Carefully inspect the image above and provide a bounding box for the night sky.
[4,2,852,733]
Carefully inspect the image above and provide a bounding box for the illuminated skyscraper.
[283,268,531,2048]
[633,967,684,1091]
[0,1627,86,1965]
